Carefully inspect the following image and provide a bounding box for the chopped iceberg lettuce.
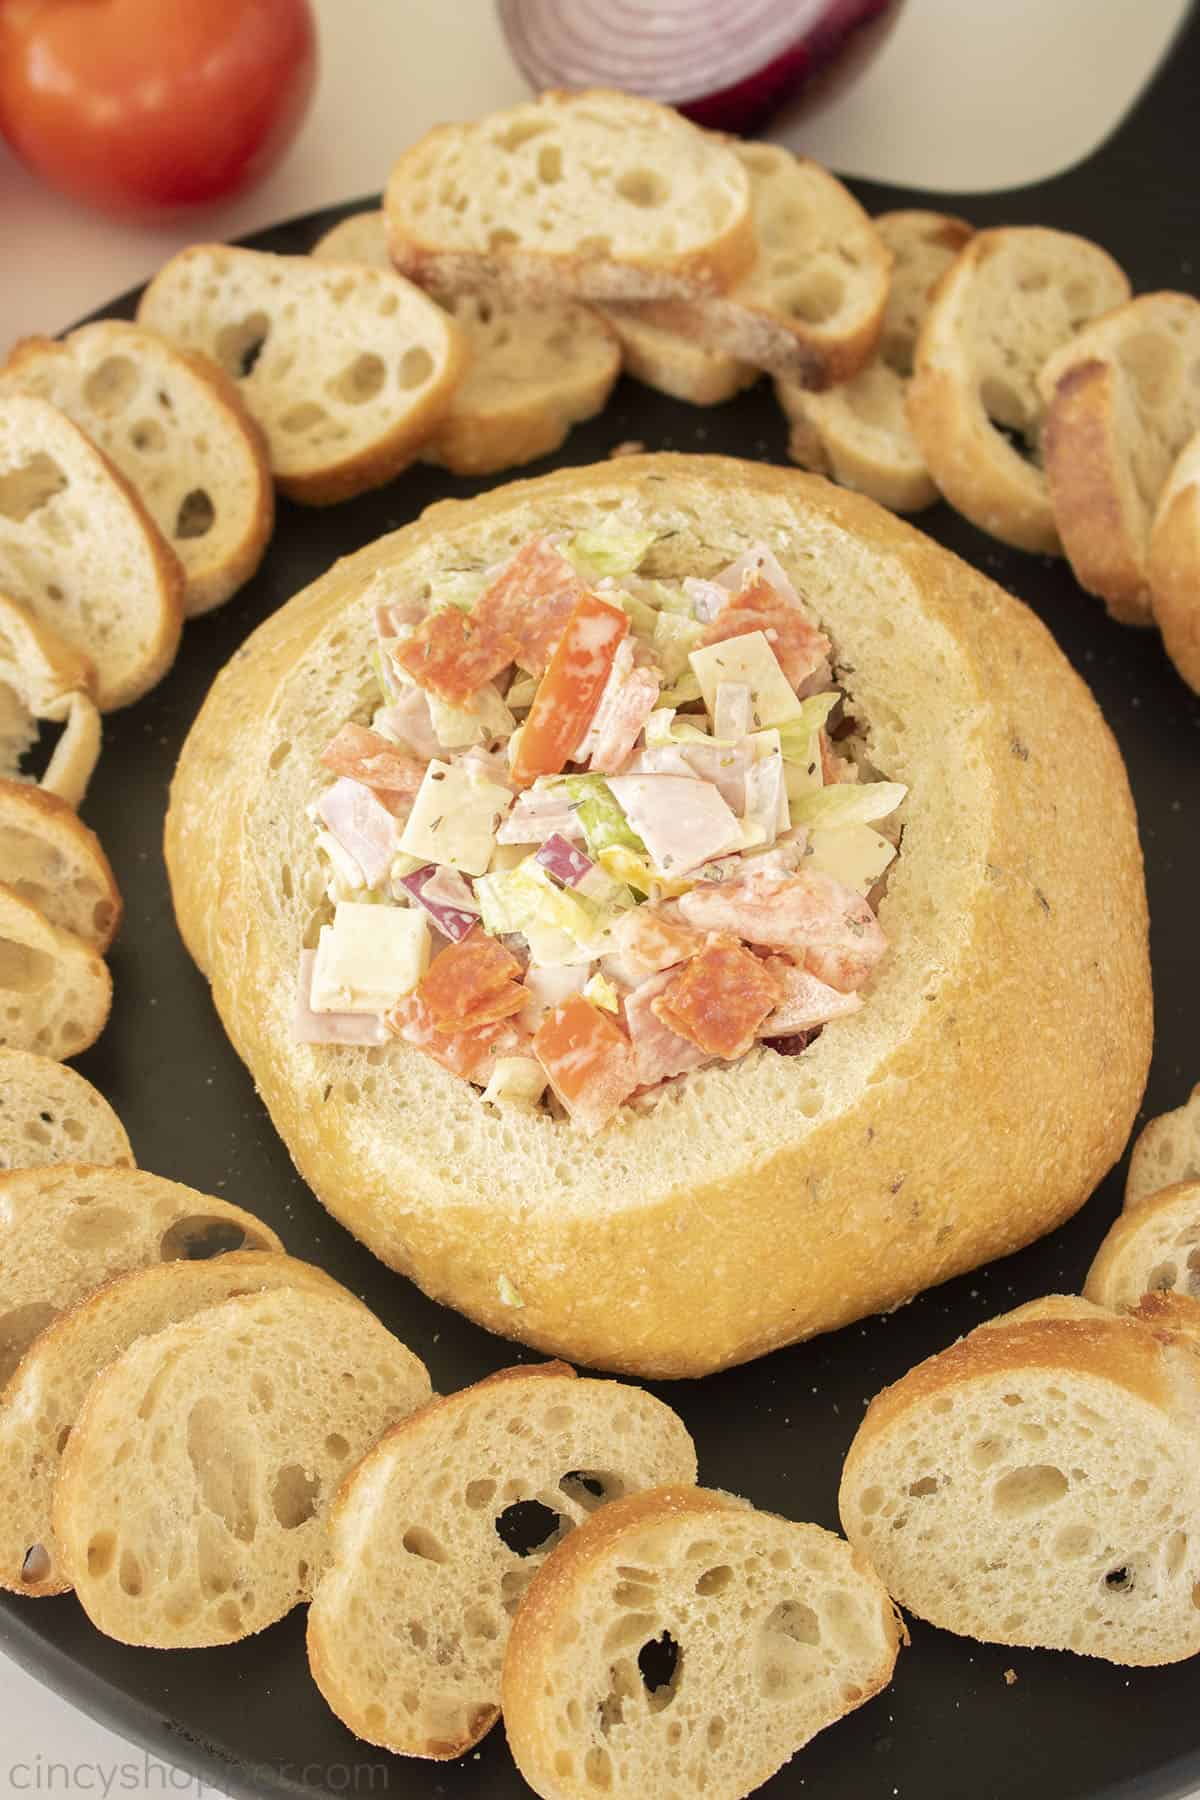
[558,774,647,857]
[790,780,908,829]
[652,611,706,683]
[565,520,657,582]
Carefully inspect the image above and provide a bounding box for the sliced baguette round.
[0,884,110,1060]
[908,227,1131,552]
[840,1315,1200,1664]
[307,1362,697,1758]
[1084,1181,1200,1313]
[0,1250,344,1597]
[0,1053,131,1173]
[167,454,1150,1378]
[1039,293,1200,624]
[312,212,395,269]
[598,304,758,406]
[0,594,100,807]
[0,779,120,950]
[384,90,755,304]
[1126,1085,1200,1208]
[0,1162,280,1388]
[625,146,891,386]
[2,322,274,617]
[1148,428,1200,693]
[502,1484,901,1800]
[137,246,466,505]
[54,1286,432,1646]
[778,210,973,513]
[0,395,184,709]
[975,1294,1113,1330]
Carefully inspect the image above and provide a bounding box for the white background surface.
[0,0,1191,1794]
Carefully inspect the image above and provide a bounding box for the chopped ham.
[510,592,629,787]
[320,723,425,806]
[607,774,743,877]
[713,681,753,740]
[716,544,802,607]
[292,950,389,1046]
[651,937,781,1060]
[532,994,638,1134]
[377,690,442,761]
[498,786,585,845]
[388,993,523,1079]
[317,778,403,889]
[611,905,703,977]
[574,640,661,774]
[678,868,887,992]
[761,959,863,1033]
[418,926,526,1030]
[678,741,754,814]
[623,969,710,1086]
[472,537,590,675]
[700,577,831,691]
[394,608,518,706]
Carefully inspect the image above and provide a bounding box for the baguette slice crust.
[1084,1181,1200,1313]
[307,1363,697,1758]
[778,211,973,513]
[624,147,891,387]
[1039,293,1200,624]
[0,883,111,1060]
[502,1485,900,1800]
[0,1250,344,1597]
[384,90,755,304]
[137,247,466,505]
[54,1286,432,1646]
[598,304,758,406]
[0,594,100,807]
[840,1317,1200,1664]
[0,1052,131,1172]
[1126,1085,1200,1208]
[0,1163,280,1388]
[2,323,274,617]
[0,779,120,950]
[0,395,184,709]
[908,228,1132,552]
[166,454,1150,1378]
[1148,429,1200,693]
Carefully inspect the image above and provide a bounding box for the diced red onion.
[763,1027,820,1056]
[400,865,479,941]
[498,0,891,134]
[536,832,596,888]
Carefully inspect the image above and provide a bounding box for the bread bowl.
[166,454,1151,1378]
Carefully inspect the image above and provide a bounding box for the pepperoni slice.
[418,926,525,1031]
[394,608,519,706]
[532,993,638,1134]
[702,576,831,690]
[319,722,426,806]
[473,537,591,676]
[651,936,781,1060]
[387,993,522,1079]
[510,592,629,788]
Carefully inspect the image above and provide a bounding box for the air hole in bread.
[20,1543,51,1586]
[993,1464,1069,1518]
[695,1564,733,1596]
[280,401,329,435]
[1117,330,1179,409]
[215,313,270,380]
[0,453,68,523]
[616,168,669,209]
[1164,1531,1188,1579]
[488,228,520,251]
[495,118,552,152]
[218,1598,242,1634]
[86,1531,116,1577]
[331,353,386,405]
[326,1432,350,1459]
[271,1462,320,1529]
[402,1525,448,1562]
[501,1564,536,1616]
[578,235,613,258]
[119,1548,144,1597]
[537,144,563,186]
[782,270,846,326]
[0,1300,59,1385]
[378,293,399,318]
[188,1398,259,1541]
[160,1215,254,1261]
[129,418,167,454]
[175,488,215,540]
[495,1497,567,1558]
[1105,1565,1135,1593]
[465,1602,501,1642]
[83,356,139,413]
[1055,1523,1094,1559]
[636,1630,681,1711]
[465,1477,496,1509]
[908,1476,939,1497]
[980,379,1038,459]
[398,347,435,391]
[560,1470,622,1513]
[583,1746,612,1790]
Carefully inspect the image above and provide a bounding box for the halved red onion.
[498,0,892,134]
[536,832,596,888]
[401,865,479,941]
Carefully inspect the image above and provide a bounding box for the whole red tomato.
[0,0,318,216]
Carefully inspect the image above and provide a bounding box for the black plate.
[4,14,1200,1798]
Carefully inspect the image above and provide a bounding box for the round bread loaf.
[166,454,1151,1378]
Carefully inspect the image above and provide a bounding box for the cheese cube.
[805,824,897,895]
[310,901,430,1014]
[399,760,511,877]
[689,630,804,729]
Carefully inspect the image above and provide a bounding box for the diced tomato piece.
[387,993,521,1079]
[532,993,638,1134]
[320,723,426,807]
[701,576,831,690]
[417,926,525,1031]
[394,608,519,706]
[473,537,591,676]
[612,905,703,976]
[510,592,629,788]
[651,936,781,1060]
